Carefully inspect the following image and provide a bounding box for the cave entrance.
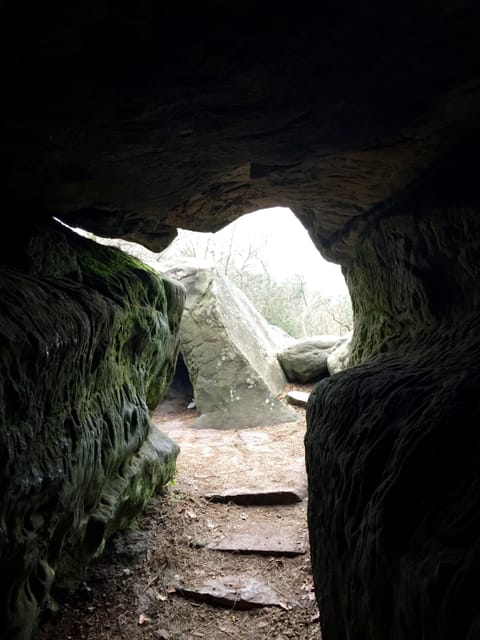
[162,206,351,340]
[149,208,344,634]
[160,205,352,420]
[61,207,347,637]
[160,352,195,414]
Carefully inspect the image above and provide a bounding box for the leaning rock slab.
[278,335,341,382]
[175,575,280,609]
[162,259,296,428]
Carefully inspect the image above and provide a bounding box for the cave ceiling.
[5,2,480,262]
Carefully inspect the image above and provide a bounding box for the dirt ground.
[38,385,320,640]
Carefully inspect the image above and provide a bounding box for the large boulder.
[0,222,183,639]
[278,335,342,383]
[162,260,296,429]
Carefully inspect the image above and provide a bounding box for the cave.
[2,3,480,639]
[163,352,194,412]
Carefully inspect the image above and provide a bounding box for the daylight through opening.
[162,207,352,340]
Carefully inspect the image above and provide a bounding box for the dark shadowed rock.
[175,575,280,609]
[162,260,296,429]
[6,6,479,267]
[278,335,341,382]
[306,204,480,640]
[205,487,306,505]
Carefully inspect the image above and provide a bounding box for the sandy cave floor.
[38,385,320,640]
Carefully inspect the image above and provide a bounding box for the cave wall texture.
[306,172,480,639]
[2,2,480,638]
[0,222,183,639]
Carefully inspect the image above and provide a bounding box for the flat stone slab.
[205,487,306,505]
[286,391,310,408]
[175,575,280,610]
[204,530,307,556]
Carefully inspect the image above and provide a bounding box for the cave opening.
[162,352,194,411]
[54,206,348,638]
[5,4,480,637]
[160,206,352,341]
[158,206,352,420]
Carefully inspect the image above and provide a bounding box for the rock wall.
[3,5,480,639]
[4,5,480,263]
[0,222,183,639]
[305,190,480,639]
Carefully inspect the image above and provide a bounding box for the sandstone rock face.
[3,5,480,640]
[278,335,341,383]
[0,222,183,639]
[4,6,480,265]
[163,260,296,428]
[306,199,480,639]
[326,332,353,375]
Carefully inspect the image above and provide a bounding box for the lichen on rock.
[0,221,184,639]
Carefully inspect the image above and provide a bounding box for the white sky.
[66,206,348,297]
[202,207,348,296]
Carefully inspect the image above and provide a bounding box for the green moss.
[0,221,184,639]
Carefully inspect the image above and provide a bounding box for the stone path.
[37,394,320,640]
[155,402,319,631]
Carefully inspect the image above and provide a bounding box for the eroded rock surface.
[3,5,480,639]
[0,222,183,639]
[306,198,480,640]
[4,5,480,264]
[163,260,295,428]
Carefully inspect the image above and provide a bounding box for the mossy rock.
[0,221,184,639]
